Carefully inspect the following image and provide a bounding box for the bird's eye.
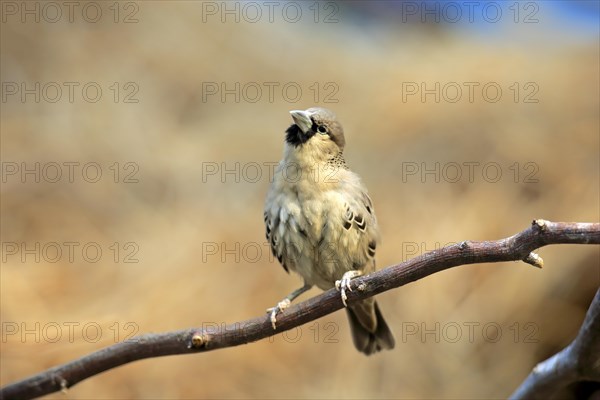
[317,125,328,134]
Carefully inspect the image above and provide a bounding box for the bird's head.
[284,107,346,165]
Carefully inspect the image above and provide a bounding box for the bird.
[263,107,395,355]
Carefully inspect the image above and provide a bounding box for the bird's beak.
[289,110,313,134]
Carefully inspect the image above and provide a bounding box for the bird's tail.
[346,299,395,355]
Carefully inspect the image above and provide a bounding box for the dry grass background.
[1,1,599,399]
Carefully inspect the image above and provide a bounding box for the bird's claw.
[266,299,291,330]
[335,270,363,307]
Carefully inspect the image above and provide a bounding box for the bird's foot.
[266,299,291,330]
[335,270,363,307]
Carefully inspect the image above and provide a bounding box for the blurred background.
[1,0,598,398]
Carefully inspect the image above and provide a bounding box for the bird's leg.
[267,283,312,330]
[335,270,363,307]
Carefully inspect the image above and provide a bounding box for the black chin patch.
[285,124,314,147]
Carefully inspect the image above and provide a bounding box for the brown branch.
[1,220,599,400]
[509,287,600,400]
